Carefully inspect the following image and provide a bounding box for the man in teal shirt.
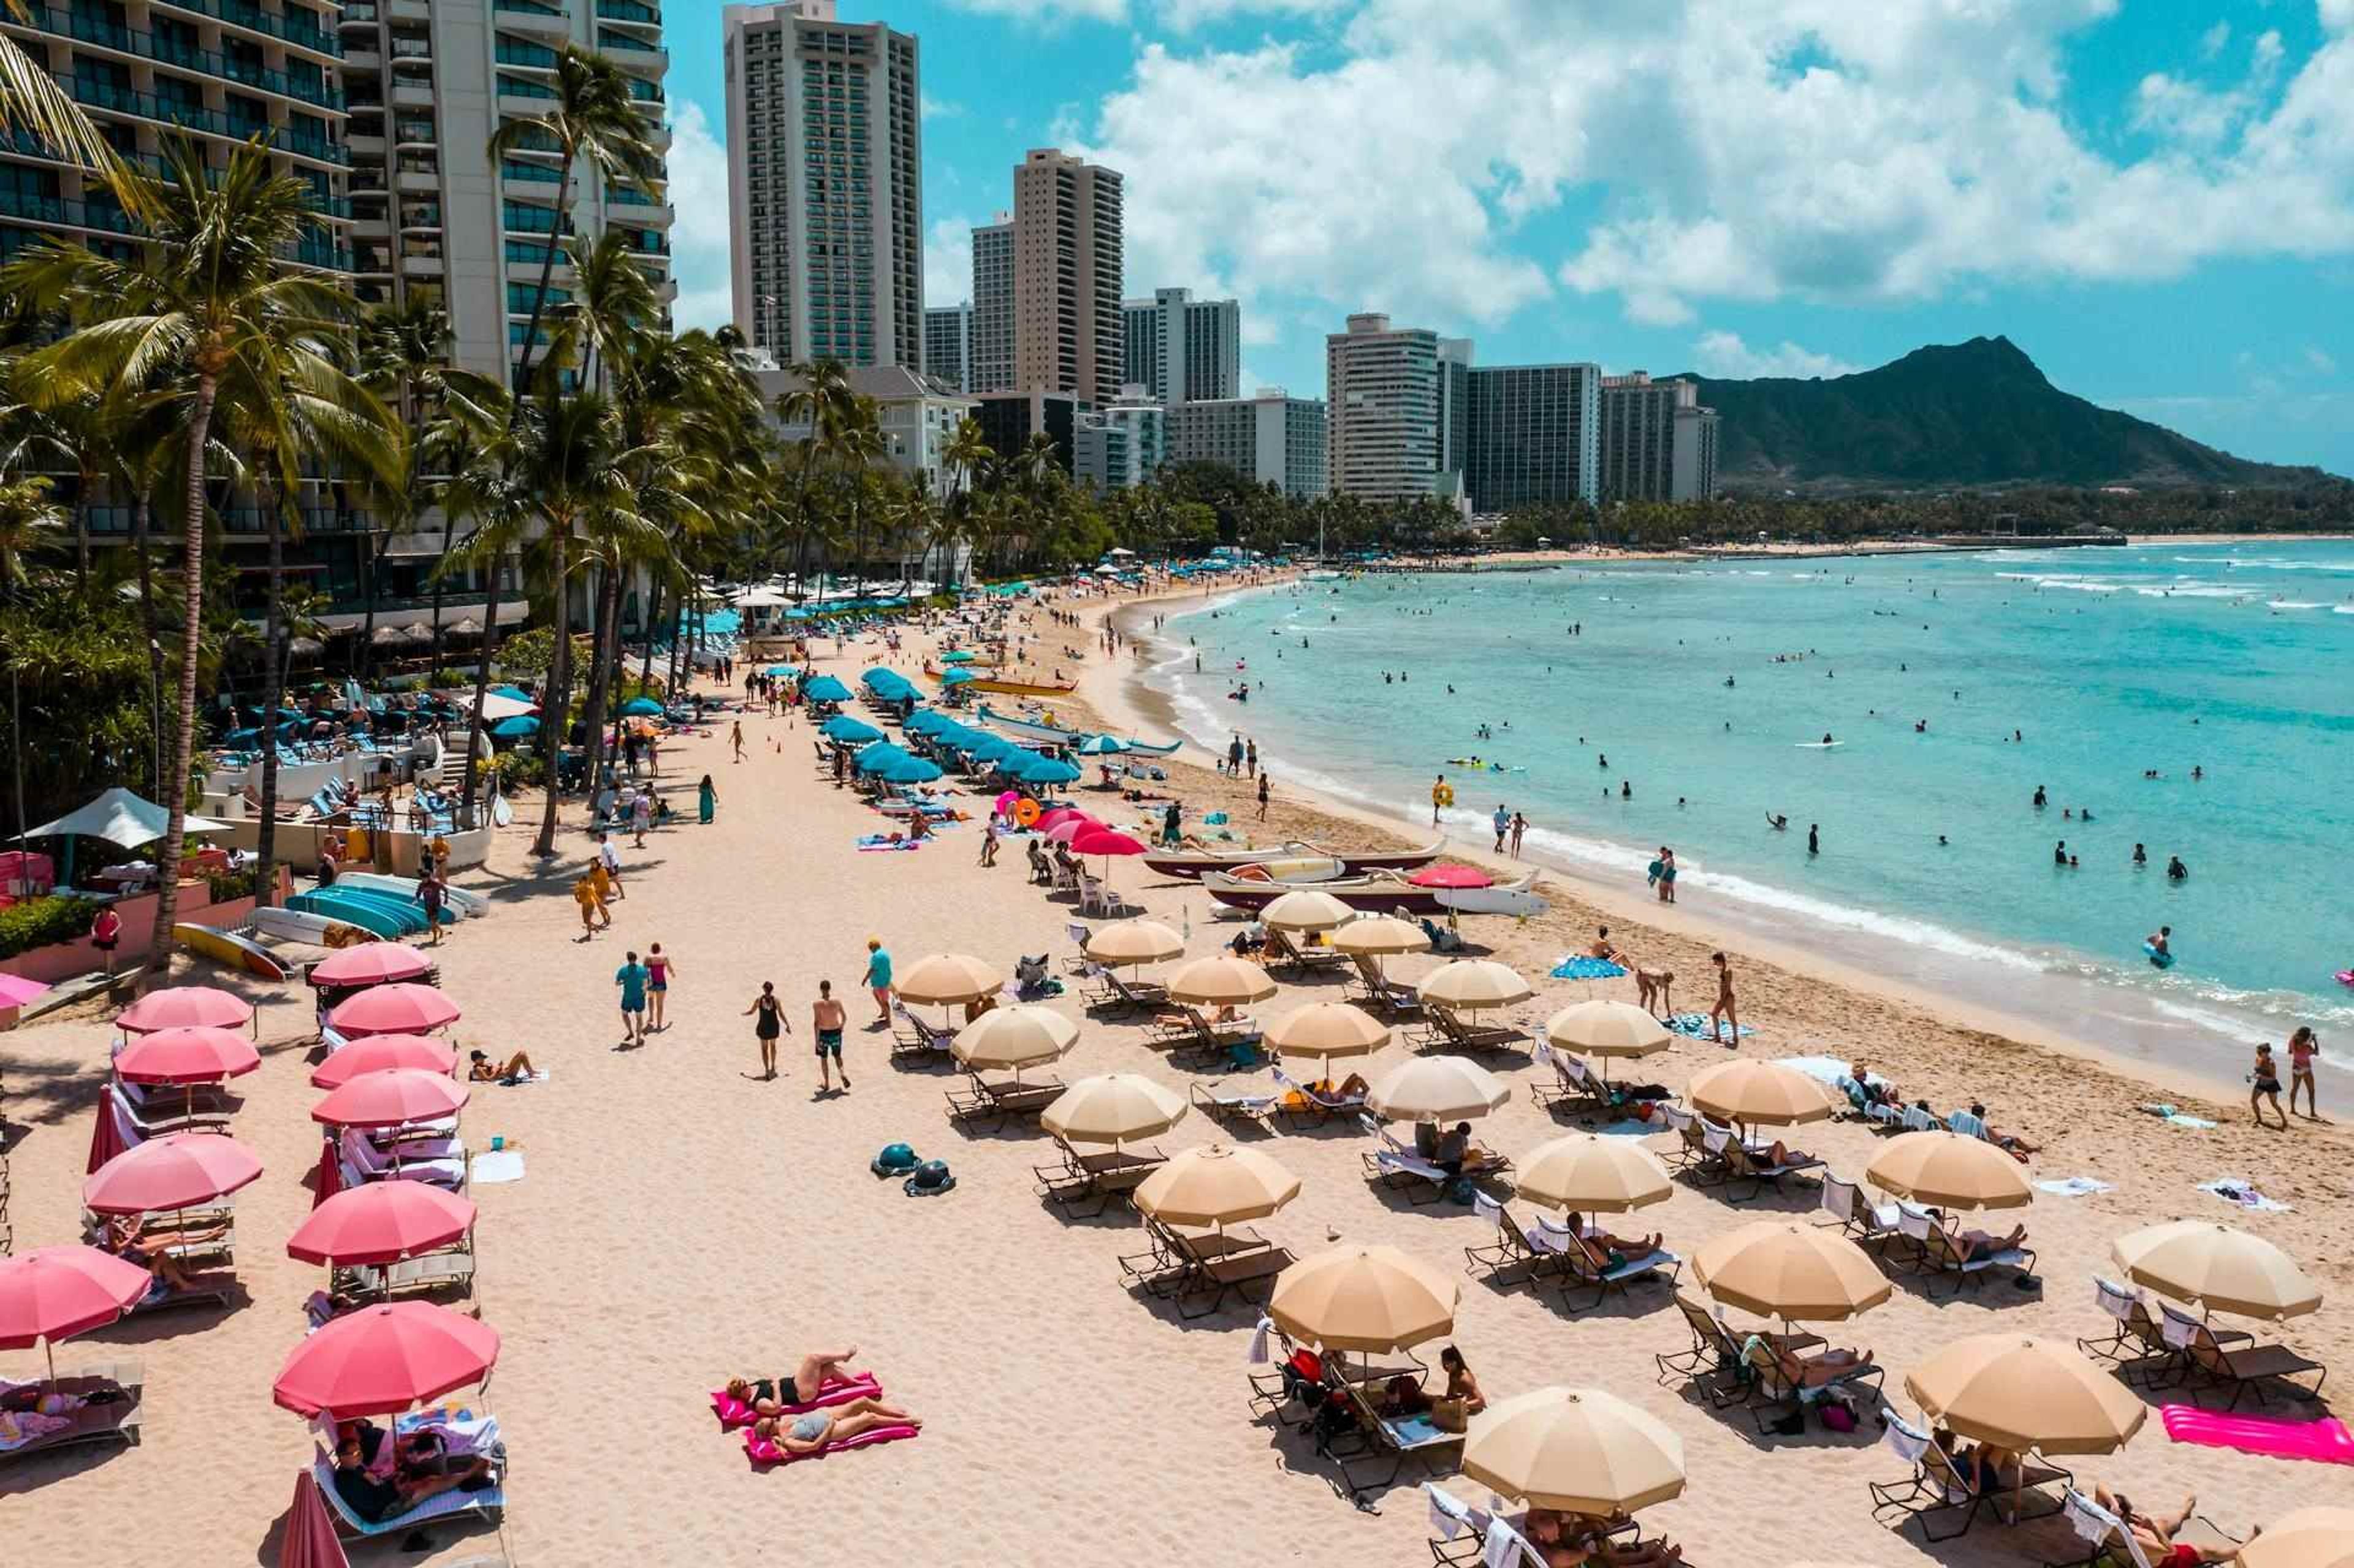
[863,938,893,1028]
[615,950,650,1046]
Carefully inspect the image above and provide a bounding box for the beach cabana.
[21,786,237,888]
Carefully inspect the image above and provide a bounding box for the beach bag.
[1446,1176,1478,1206]
[870,1143,918,1176]
[903,1159,956,1197]
[1820,1402,1857,1433]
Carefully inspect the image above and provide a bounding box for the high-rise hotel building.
[1600,371,1718,501]
[338,0,676,387]
[967,215,1011,392]
[723,0,921,369]
[1008,147,1121,405]
[1121,286,1238,407]
[1464,363,1602,510]
[1325,313,1454,502]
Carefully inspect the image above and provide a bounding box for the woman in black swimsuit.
[744,981,788,1080]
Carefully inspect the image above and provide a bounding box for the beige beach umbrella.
[1367,1055,1511,1124]
[1686,1059,1839,1130]
[1084,919,1183,968]
[894,953,1005,1006]
[1042,1073,1187,1146]
[1866,1132,2035,1211]
[1263,1002,1389,1061]
[1132,1144,1299,1227]
[1260,889,1354,933]
[2112,1221,2323,1321]
[1515,1133,1672,1215]
[1693,1222,1892,1322]
[1165,955,1278,1008]
[1329,916,1430,956]
[1905,1335,2146,1455]
[2236,1509,2354,1568]
[1544,1000,1672,1059]
[1463,1387,1686,1515]
[951,1005,1079,1072]
[1419,959,1533,1011]
[1268,1244,1458,1353]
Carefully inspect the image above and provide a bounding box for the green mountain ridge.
[1672,336,2329,492]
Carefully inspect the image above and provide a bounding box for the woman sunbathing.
[1924,1208,2028,1262]
[727,1349,863,1415]
[1768,1342,1875,1387]
[467,1049,538,1084]
[2095,1486,2235,1567]
[101,1212,221,1297]
[752,1395,921,1454]
[1524,1510,1683,1567]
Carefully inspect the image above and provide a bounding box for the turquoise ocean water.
[1148,542,2354,1086]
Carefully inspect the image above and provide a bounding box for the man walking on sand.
[812,979,850,1092]
[1492,804,1510,853]
[863,938,894,1028]
[615,949,650,1046]
[1708,952,1739,1046]
[598,831,625,900]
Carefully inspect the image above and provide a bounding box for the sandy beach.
[5,580,2348,1567]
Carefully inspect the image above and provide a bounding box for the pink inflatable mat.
[744,1423,919,1466]
[709,1372,882,1429]
[2162,1405,2353,1464]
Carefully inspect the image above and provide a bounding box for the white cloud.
[942,0,1340,22]
[1691,330,1858,380]
[2309,346,2340,375]
[1071,1,2354,338]
[941,0,1127,21]
[926,218,975,309]
[665,100,733,333]
[920,94,964,119]
[2199,20,2230,59]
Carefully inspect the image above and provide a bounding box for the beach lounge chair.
[1529,1043,1610,1119]
[1867,1415,1982,1540]
[113,1078,242,1133]
[1099,972,1171,1016]
[1265,927,1347,977]
[2163,1303,2327,1410]
[1061,923,1095,975]
[1188,1079,1276,1132]
[1032,1138,1165,1219]
[308,1452,506,1540]
[2076,1278,2231,1387]
[334,1242,478,1306]
[1360,1114,1453,1203]
[1147,1005,1260,1068]
[1555,1231,1683,1314]
[1461,1193,1575,1287]
[890,1002,957,1062]
[1655,1292,1826,1405]
[1412,1001,1532,1057]
[1818,1174,1910,1255]
[1121,1216,1269,1297]
[1270,1068,1370,1129]
[944,1070,1066,1129]
[1705,1124,1824,1202]
[85,1206,237,1268]
[1736,1336,1884,1434]
[1897,1204,2036,1296]
[1330,1377,1465,1499]
[1345,954,1422,1016]
[0,1361,144,1465]
[340,1128,467,1190]
[2048,1488,2157,1568]
[1655,1104,1714,1176]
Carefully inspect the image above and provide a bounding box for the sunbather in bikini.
[1924,1208,2028,1262]
[1766,1342,1875,1387]
[101,1212,221,1297]
[728,1348,864,1415]
[1524,1510,1683,1567]
[2095,1487,2234,1567]
[1757,1138,1817,1168]
[753,1395,921,1453]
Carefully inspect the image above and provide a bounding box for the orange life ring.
[1015,798,1041,827]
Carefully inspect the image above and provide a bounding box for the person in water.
[2147,926,2171,959]
[1807,824,1819,855]
[2167,855,2188,881]
[2133,843,2148,866]
[1766,813,1787,831]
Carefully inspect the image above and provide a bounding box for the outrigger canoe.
[1203,867,1542,917]
[1141,836,1446,882]
[975,704,1183,756]
[959,677,1080,698]
[1205,866,1553,918]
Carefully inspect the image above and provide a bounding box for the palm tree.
[411,367,506,683]
[487,45,662,392]
[0,473,63,593]
[549,228,658,391]
[0,0,143,202]
[354,294,451,679]
[773,359,852,596]
[10,139,386,976]
[832,397,884,587]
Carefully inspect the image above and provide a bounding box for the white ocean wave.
[2265,601,2327,611]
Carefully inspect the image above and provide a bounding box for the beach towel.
[856,836,923,851]
[710,1373,883,1429]
[745,1423,918,1466]
[1548,956,1628,980]
[2198,1176,2290,1212]
[2138,1102,2217,1129]
[1664,1013,1753,1040]
[1591,1117,1659,1138]
[2034,1177,2114,1198]
[470,1150,526,1184]
[2160,1406,2354,1466]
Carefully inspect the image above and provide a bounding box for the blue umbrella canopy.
[1010,753,1081,785]
[855,742,912,772]
[966,734,1018,763]
[822,715,885,743]
[490,715,539,738]
[802,675,852,703]
[875,755,944,785]
[938,669,978,687]
[1075,734,1129,755]
[491,685,533,702]
[618,696,665,718]
[939,650,978,664]
[902,710,948,734]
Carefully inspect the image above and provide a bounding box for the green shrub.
[205,867,263,905]
[0,894,100,960]
[428,668,472,689]
[492,751,545,789]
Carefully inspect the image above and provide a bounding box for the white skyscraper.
[725,1,923,368]
[969,216,1013,392]
[1325,313,1460,501]
[1122,287,1240,406]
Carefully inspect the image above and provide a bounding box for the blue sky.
[665,1,2354,476]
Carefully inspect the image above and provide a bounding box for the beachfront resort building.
[756,361,977,495]
[1600,372,1720,502]
[1010,147,1124,405]
[973,386,1084,474]
[723,0,923,369]
[1166,390,1330,498]
[1073,386,1166,492]
[1465,363,1604,509]
[924,302,972,392]
[968,215,1013,392]
[1122,286,1240,406]
[1325,313,1465,503]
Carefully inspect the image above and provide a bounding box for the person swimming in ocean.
[2033,785,2047,809]
[2148,926,2171,959]
[1808,824,1819,854]
[1767,813,1788,831]
[2167,855,2188,881]
[2133,842,2148,866]
[2054,840,2068,866]
[1937,834,1949,846]
[1620,780,1631,799]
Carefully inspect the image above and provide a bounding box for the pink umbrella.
[310,944,432,989]
[311,1068,468,1130]
[1033,807,1095,834]
[1070,827,1145,858]
[272,1301,500,1417]
[312,1136,343,1209]
[83,1131,262,1214]
[85,1083,131,1174]
[288,1183,474,1268]
[1407,863,1493,889]
[114,1026,261,1084]
[1043,818,1091,845]
[310,1034,457,1089]
[0,972,51,1008]
[0,1246,154,1380]
[277,1468,351,1568]
[328,983,460,1038]
[118,985,254,1035]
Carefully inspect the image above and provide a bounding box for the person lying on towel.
[751,1395,922,1455]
